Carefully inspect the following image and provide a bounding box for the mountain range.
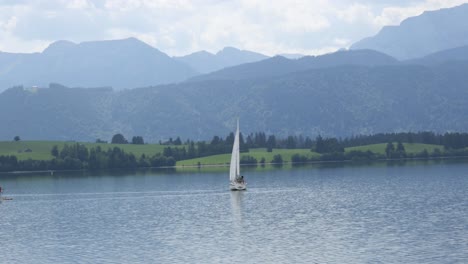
[351,3,468,60]
[2,4,468,141]
[0,40,271,92]
[1,44,468,141]
[1,4,467,93]
[189,49,398,82]
[174,47,269,74]
[406,45,468,66]
[0,38,197,91]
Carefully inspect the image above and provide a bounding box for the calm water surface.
[1,161,467,263]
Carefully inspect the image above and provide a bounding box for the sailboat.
[229,119,247,191]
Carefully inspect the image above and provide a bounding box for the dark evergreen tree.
[187,141,196,158]
[239,133,249,152]
[315,135,325,153]
[174,137,182,145]
[385,142,395,158]
[286,136,296,149]
[51,145,59,158]
[396,141,406,158]
[291,154,308,163]
[111,134,128,144]
[226,132,235,145]
[272,154,283,164]
[240,155,257,165]
[266,135,276,152]
[304,137,313,148]
[131,136,144,144]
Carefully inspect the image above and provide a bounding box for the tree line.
[0,144,176,172]
[103,131,468,152]
[100,131,468,159]
[2,131,468,172]
[161,131,468,155]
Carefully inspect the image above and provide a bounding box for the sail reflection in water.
[230,191,244,225]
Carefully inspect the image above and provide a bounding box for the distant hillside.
[0,38,198,91]
[2,60,468,142]
[351,4,468,60]
[189,49,398,82]
[279,53,305,59]
[406,45,468,65]
[174,47,269,73]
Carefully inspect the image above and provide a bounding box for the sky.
[0,0,467,56]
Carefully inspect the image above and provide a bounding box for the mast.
[236,119,240,176]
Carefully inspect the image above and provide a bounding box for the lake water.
[1,161,467,263]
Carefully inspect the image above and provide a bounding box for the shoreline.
[1,155,468,175]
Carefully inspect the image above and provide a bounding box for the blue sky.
[0,0,467,56]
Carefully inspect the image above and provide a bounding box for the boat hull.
[230,181,247,191]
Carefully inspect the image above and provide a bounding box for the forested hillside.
[2,59,468,142]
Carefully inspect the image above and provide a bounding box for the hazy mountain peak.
[0,37,197,91]
[43,40,76,54]
[44,38,158,55]
[175,47,269,74]
[270,55,290,61]
[185,50,215,58]
[279,53,305,59]
[217,46,241,55]
[195,50,214,55]
[351,3,468,60]
[78,37,155,50]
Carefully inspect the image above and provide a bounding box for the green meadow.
[345,143,443,155]
[178,143,444,166]
[0,141,166,161]
[0,141,444,165]
[177,148,320,166]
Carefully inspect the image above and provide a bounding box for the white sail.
[229,119,240,182]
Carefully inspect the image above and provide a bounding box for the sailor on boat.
[237,176,245,184]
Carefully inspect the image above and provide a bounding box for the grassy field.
[1,141,445,164]
[176,148,320,166]
[0,141,166,160]
[178,143,444,166]
[345,143,443,155]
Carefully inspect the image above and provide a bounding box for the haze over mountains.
[351,3,468,60]
[2,56,468,142]
[189,49,398,82]
[0,40,270,92]
[1,4,467,93]
[406,45,468,66]
[0,38,197,91]
[174,47,269,74]
[1,3,468,141]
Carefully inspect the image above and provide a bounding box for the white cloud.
[337,4,374,24]
[1,16,17,31]
[103,0,193,11]
[0,32,49,53]
[333,38,351,46]
[62,0,95,9]
[373,0,468,27]
[0,0,467,56]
